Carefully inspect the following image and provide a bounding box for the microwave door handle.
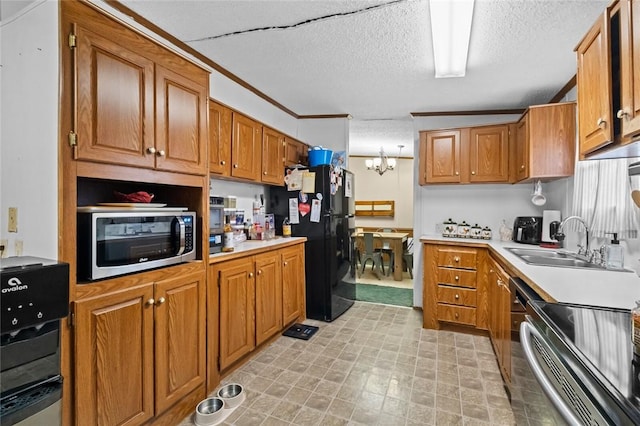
[175,216,186,255]
[519,322,582,426]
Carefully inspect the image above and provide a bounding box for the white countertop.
[209,236,306,264]
[420,234,640,310]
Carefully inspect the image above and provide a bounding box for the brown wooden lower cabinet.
[486,256,512,385]
[214,243,306,373]
[436,304,476,326]
[74,270,206,426]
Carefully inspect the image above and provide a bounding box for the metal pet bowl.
[217,383,244,409]
[194,397,225,426]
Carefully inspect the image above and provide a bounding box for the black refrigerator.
[269,165,356,322]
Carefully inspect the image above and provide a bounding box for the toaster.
[512,216,543,244]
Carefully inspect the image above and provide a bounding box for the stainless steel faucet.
[550,215,591,260]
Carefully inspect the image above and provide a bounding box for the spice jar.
[443,218,457,238]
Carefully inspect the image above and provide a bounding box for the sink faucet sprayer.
[550,215,591,260]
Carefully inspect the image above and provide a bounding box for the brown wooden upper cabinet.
[577,0,640,158]
[72,11,208,175]
[514,102,576,182]
[209,101,232,177]
[231,113,262,181]
[284,136,308,167]
[261,127,285,185]
[419,124,509,184]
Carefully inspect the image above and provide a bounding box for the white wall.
[0,0,58,259]
[298,118,350,166]
[349,157,413,229]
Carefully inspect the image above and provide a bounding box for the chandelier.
[365,146,399,176]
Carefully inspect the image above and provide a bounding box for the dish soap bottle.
[605,233,624,269]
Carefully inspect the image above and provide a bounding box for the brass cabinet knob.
[454,275,459,281]
[233,164,239,168]
[597,117,606,127]
[455,294,460,299]
[454,312,459,319]
[283,261,288,266]
[617,109,629,119]
[146,298,155,306]
[147,147,156,154]
[220,160,226,165]
[156,297,166,305]
[248,272,254,278]
[157,150,166,157]
[454,256,460,262]
[471,171,476,175]
[263,171,267,175]
[455,171,460,176]
[257,269,262,275]
[520,164,525,170]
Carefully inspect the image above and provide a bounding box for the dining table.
[352,231,409,281]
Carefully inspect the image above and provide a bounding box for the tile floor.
[182,302,564,425]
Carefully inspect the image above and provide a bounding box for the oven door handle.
[520,321,582,426]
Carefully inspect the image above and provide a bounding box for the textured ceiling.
[119,0,608,121]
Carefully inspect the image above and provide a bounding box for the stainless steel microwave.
[77,209,196,281]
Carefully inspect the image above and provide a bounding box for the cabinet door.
[154,271,206,415]
[261,127,285,185]
[619,0,640,137]
[75,24,155,169]
[75,285,154,426]
[285,137,301,166]
[255,252,283,345]
[421,130,462,183]
[486,260,499,353]
[499,275,512,383]
[155,64,208,175]
[577,12,614,155]
[282,245,305,325]
[231,113,262,180]
[209,101,232,176]
[469,125,509,182]
[515,115,529,181]
[219,258,255,370]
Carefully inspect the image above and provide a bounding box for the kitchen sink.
[506,247,632,271]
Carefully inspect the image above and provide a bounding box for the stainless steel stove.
[522,300,640,425]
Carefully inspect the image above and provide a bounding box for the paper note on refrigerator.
[289,198,300,224]
[310,199,321,223]
[302,172,316,193]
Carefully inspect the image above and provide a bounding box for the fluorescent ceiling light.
[429,0,475,78]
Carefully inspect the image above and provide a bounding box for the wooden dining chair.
[360,233,384,278]
[375,228,396,276]
[402,237,414,278]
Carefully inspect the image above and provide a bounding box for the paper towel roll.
[542,210,561,242]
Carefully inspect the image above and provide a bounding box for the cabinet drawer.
[436,304,476,326]
[512,312,527,331]
[437,268,476,288]
[437,248,477,269]
[437,285,476,307]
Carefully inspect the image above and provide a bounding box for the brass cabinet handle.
[220,160,226,165]
[157,150,166,157]
[455,294,460,299]
[257,269,262,275]
[454,275,459,281]
[283,261,288,266]
[146,298,155,306]
[248,272,254,278]
[233,164,239,168]
[147,147,156,154]
[263,171,267,175]
[454,312,459,319]
[454,256,460,262]
[156,297,166,305]
[471,171,476,175]
[520,164,525,170]
[597,118,606,127]
[455,171,460,176]
[617,109,629,119]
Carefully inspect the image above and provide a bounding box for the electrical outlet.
[15,240,23,256]
[8,207,17,232]
[0,239,7,258]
